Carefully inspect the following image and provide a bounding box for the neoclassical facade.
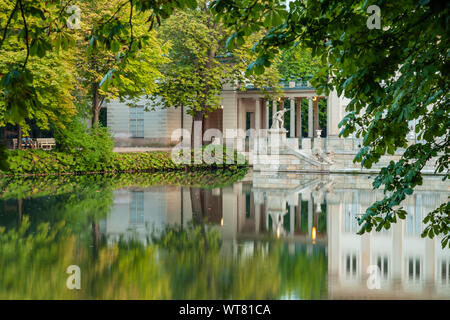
[106,78,436,173]
[106,78,348,148]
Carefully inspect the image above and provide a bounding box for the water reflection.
[0,172,448,299]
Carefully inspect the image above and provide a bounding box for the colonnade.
[249,96,326,138]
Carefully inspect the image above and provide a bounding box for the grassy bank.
[0,147,247,177]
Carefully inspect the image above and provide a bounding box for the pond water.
[0,171,448,299]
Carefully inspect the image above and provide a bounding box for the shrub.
[54,120,114,171]
[0,148,248,176]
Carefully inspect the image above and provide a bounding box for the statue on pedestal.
[271,108,289,130]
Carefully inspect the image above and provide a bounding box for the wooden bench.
[11,138,56,150]
[36,138,56,150]
[12,138,38,149]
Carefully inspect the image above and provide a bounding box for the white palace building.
[107,77,342,146]
[106,78,434,173]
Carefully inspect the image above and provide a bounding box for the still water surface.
[0,172,448,299]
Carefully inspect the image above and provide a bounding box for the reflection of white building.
[99,173,450,298]
[326,175,450,299]
[99,186,186,245]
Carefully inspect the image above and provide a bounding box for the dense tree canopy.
[0,0,191,166]
[276,45,321,80]
[74,0,168,125]
[211,0,449,247]
[0,1,77,134]
[154,0,282,147]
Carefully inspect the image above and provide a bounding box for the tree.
[212,0,449,247]
[73,0,168,126]
[276,45,321,80]
[154,0,281,147]
[0,0,77,144]
[0,0,196,168]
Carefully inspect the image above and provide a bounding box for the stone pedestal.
[301,138,312,153]
[268,128,288,154]
[313,136,324,154]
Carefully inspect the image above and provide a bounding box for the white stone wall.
[106,96,183,146]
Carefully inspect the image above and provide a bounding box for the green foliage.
[154,3,224,116]
[0,0,191,165]
[0,170,248,203]
[155,223,222,251]
[0,216,327,299]
[422,202,450,248]
[0,216,83,299]
[74,0,168,123]
[154,0,282,127]
[276,46,321,79]
[0,144,8,171]
[55,120,114,171]
[212,0,450,246]
[0,48,77,134]
[0,146,248,176]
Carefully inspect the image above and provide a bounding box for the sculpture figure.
[271,108,289,129]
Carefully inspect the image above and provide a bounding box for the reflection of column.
[255,203,261,234]
[255,98,261,131]
[308,98,313,138]
[290,99,295,138]
[290,204,295,236]
[392,216,403,289]
[425,237,435,293]
[221,187,238,241]
[308,194,313,236]
[297,194,301,233]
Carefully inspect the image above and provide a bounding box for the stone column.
[290,98,295,138]
[296,98,302,138]
[272,100,277,121]
[255,98,261,131]
[327,89,342,137]
[313,97,320,137]
[308,98,313,138]
[265,100,269,129]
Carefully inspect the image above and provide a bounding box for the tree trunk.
[17,125,22,150]
[191,111,204,149]
[92,83,100,127]
[190,187,205,223]
[189,187,209,250]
